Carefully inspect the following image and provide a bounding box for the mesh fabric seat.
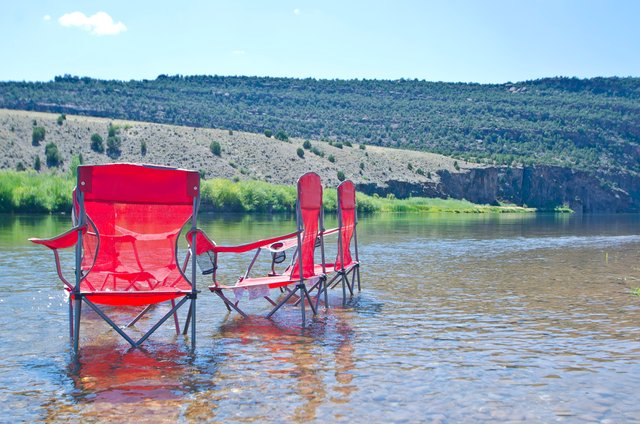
[30,163,201,354]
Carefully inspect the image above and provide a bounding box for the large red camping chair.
[316,180,361,302]
[189,172,328,325]
[30,164,201,354]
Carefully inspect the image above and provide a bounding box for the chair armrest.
[29,225,88,250]
[215,231,300,253]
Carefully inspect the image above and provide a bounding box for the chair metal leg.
[214,290,248,318]
[356,265,361,291]
[126,304,152,328]
[83,297,137,348]
[183,302,192,335]
[73,295,82,355]
[135,296,189,347]
[266,285,299,318]
[171,299,180,335]
[68,295,74,343]
[300,284,306,326]
[190,297,196,350]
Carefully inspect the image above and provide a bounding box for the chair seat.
[73,289,191,306]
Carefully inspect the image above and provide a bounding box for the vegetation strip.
[0,171,536,214]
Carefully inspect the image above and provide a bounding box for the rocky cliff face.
[358,166,640,213]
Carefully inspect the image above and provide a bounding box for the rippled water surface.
[1,213,639,422]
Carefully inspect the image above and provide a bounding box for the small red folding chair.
[316,180,361,302]
[30,164,201,354]
[189,172,327,325]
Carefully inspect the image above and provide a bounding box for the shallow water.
[1,213,639,422]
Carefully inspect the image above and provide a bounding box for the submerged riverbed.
[1,213,639,422]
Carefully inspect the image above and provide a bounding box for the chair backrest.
[335,180,356,269]
[291,172,322,279]
[76,164,200,293]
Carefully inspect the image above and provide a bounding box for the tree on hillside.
[32,126,45,146]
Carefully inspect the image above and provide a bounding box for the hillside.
[0,75,639,174]
[0,109,467,188]
[1,109,638,213]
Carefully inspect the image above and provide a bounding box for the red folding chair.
[30,164,201,354]
[189,172,327,325]
[316,180,361,302]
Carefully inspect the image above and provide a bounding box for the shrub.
[407,163,413,171]
[416,168,424,175]
[303,140,312,150]
[108,122,118,138]
[90,133,104,153]
[264,129,273,138]
[106,136,122,158]
[140,140,147,156]
[16,162,25,172]
[275,130,289,142]
[69,154,83,177]
[359,162,365,170]
[333,141,343,149]
[57,114,66,126]
[454,160,460,170]
[45,142,61,167]
[210,140,221,156]
[310,146,324,157]
[228,129,233,135]
[328,155,336,163]
[359,144,366,150]
[337,170,346,181]
[32,126,45,146]
[34,156,41,171]
[344,141,352,147]
[427,171,432,179]
[296,147,305,159]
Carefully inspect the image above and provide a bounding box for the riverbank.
[0,170,538,214]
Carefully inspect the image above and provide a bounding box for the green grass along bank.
[0,170,541,214]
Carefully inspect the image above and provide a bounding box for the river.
[1,213,639,422]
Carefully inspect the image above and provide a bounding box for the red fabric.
[335,180,356,269]
[78,163,199,205]
[74,164,197,306]
[291,173,322,279]
[29,225,87,250]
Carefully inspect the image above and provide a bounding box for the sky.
[1,0,639,83]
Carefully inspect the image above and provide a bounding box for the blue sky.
[2,0,639,83]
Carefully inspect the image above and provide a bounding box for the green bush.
[310,146,324,157]
[34,156,41,171]
[108,122,118,138]
[275,130,289,142]
[303,140,312,149]
[45,142,61,167]
[454,160,460,170]
[141,140,147,156]
[416,168,425,175]
[333,141,343,149]
[57,114,66,126]
[264,129,273,138]
[344,141,352,147]
[359,162,365,170]
[16,162,25,172]
[328,155,336,163]
[337,170,346,181]
[407,163,413,171]
[32,126,45,146]
[106,136,122,158]
[296,147,304,158]
[90,133,104,153]
[210,140,221,156]
[359,144,366,150]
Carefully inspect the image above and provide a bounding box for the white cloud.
[293,8,301,15]
[43,15,51,21]
[58,11,127,36]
